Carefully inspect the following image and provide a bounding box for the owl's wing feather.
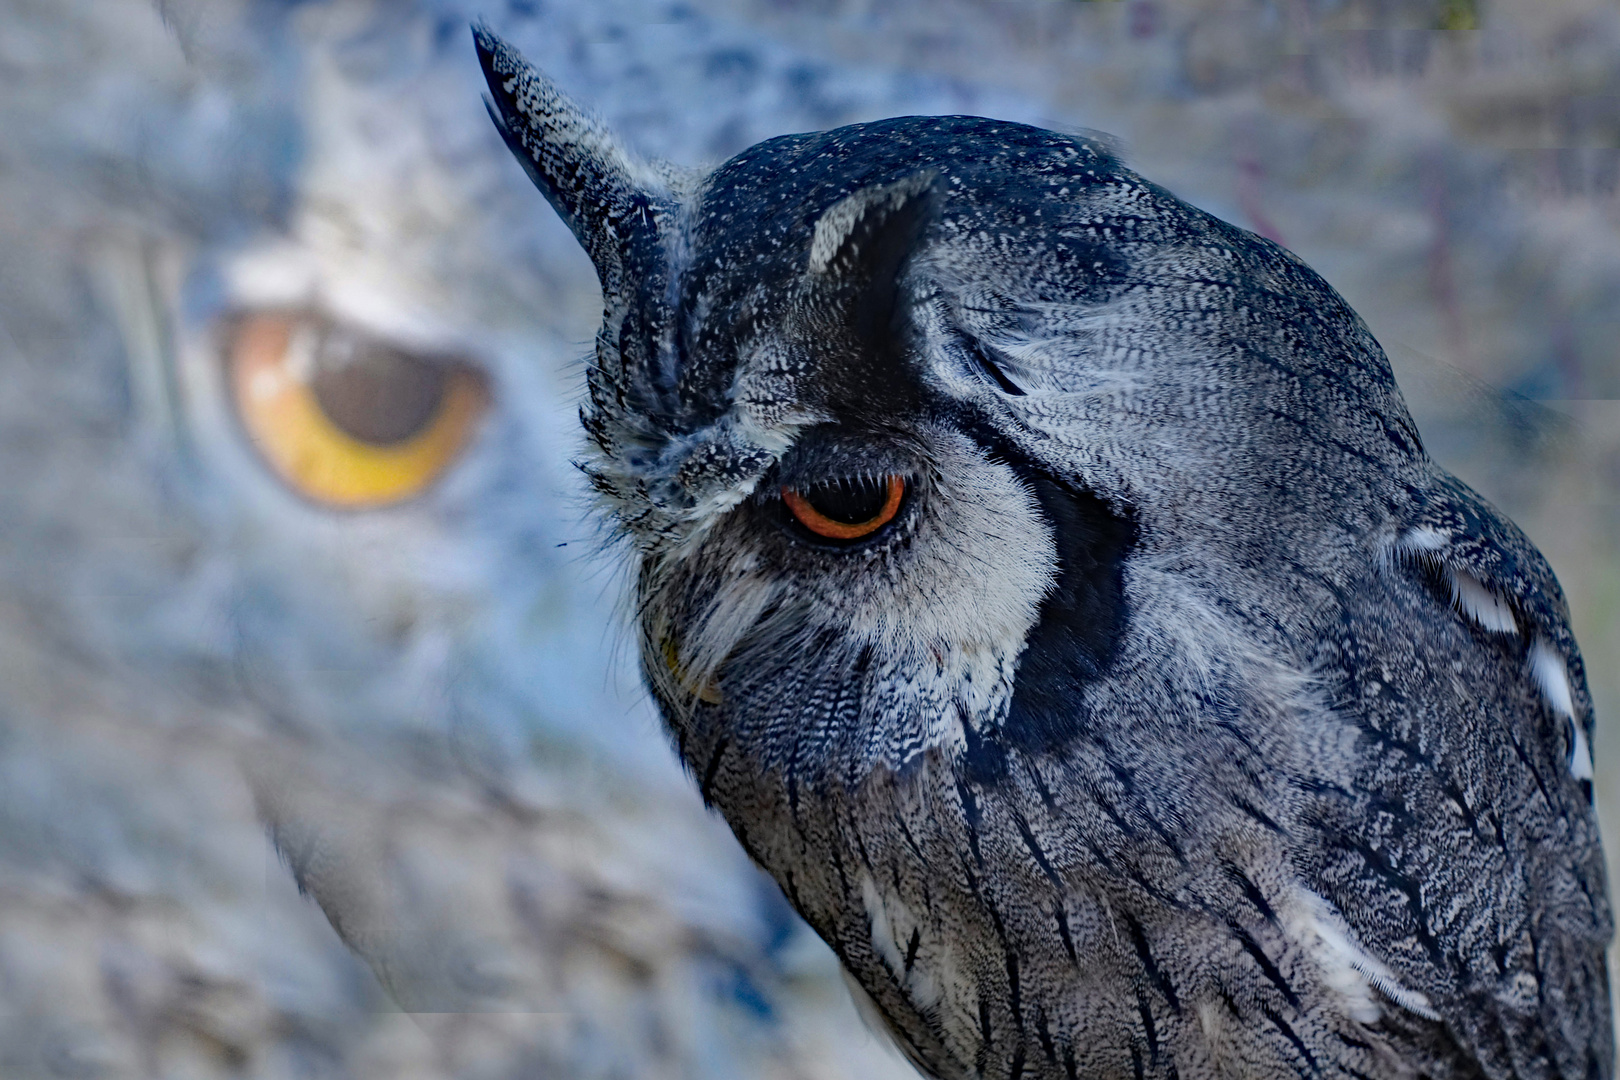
[1316,472,1612,1080]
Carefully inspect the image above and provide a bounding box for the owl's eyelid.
[222,236,487,361]
[784,470,903,494]
[225,307,483,373]
[768,435,922,495]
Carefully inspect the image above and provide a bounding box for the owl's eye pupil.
[228,313,487,508]
[803,478,887,524]
[781,475,906,542]
[309,331,450,446]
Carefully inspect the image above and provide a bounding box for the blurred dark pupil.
[310,330,447,446]
[803,477,888,524]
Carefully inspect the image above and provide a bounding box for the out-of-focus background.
[0,0,1615,1076]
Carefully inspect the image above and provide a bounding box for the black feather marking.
[1003,479,1134,755]
[903,927,921,975]
[1085,777,1139,843]
[957,778,987,869]
[1222,864,1279,926]
[1334,1031,1373,1054]
[957,416,1135,760]
[1135,991,1160,1064]
[1335,835,1442,964]
[1260,1003,1321,1076]
[981,887,1011,944]
[1053,903,1080,966]
[1507,728,1556,809]
[1026,761,1060,811]
[1228,923,1300,1008]
[1035,1008,1057,1064]
[1125,865,1184,909]
[854,643,875,674]
[1445,777,1483,835]
[828,843,851,897]
[1125,914,1181,1012]
[1107,759,1186,862]
[848,809,876,872]
[1011,810,1063,889]
[897,813,927,862]
[962,705,1010,788]
[699,735,730,806]
[964,336,1027,395]
[1229,793,1285,834]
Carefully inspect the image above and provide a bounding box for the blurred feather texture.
[0,0,1615,1075]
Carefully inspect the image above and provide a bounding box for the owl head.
[476,26,1428,802]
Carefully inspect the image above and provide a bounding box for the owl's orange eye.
[781,475,906,541]
[229,313,487,508]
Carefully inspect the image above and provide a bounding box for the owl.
[478,24,1613,1080]
[6,1,1618,1077]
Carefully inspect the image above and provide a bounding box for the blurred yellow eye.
[229,313,487,508]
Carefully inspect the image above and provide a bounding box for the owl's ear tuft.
[473,24,666,301]
[806,171,940,346]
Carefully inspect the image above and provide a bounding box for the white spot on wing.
[1572,725,1594,783]
[1447,568,1518,635]
[1392,534,1592,783]
[859,873,942,1010]
[861,873,907,976]
[1401,526,1447,553]
[1531,637,1593,781]
[1392,529,1516,635]
[1531,637,1575,718]
[1285,888,1440,1023]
